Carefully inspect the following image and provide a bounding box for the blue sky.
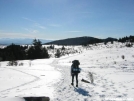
[0,0,134,40]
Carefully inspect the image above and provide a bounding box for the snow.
[0,42,134,101]
[0,59,61,101]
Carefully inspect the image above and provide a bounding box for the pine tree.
[55,49,61,58]
[27,39,49,59]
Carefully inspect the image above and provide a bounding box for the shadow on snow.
[74,88,91,97]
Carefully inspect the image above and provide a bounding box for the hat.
[72,60,80,65]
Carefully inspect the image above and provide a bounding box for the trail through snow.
[0,47,134,101]
[51,49,134,101]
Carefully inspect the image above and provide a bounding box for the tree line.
[0,39,49,61]
[83,35,134,46]
[82,38,116,46]
[118,35,134,43]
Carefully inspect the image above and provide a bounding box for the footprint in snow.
[102,90,106,92]
[122,93,127,97]
[116,95,122,97]
[2,96,7,98]
[99,94,105,98]
[113,89,120,93]
[63,87,66,91]
[105,88,109,90]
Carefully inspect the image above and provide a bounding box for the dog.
[89,72,94,84]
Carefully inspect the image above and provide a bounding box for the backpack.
[72,60,80,65]
[72,60,81,73]
[72,67,81,73]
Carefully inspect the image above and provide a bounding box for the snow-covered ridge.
[0,42,134,101]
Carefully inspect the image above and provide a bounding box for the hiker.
[71,60,81,87]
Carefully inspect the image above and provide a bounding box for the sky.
[0,0,134,40]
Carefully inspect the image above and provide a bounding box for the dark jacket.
[71,64,81,75]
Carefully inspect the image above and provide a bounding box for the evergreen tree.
[62,46,65,50]
[27,39,49,59]
[55,49,61,58]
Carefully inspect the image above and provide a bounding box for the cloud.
[22,17,46,29]
[0,32,49,40]
[66,31,82,33]
[0,32,36,39]
[34,23,46,29]
[79,11,91,14]
[22,17,36,22]
[49,24,61,27]
[23,28,39,33]
[32,30,39,33]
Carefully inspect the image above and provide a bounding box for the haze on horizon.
[0,0,134,40]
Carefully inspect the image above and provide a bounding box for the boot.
[71,83,74,86]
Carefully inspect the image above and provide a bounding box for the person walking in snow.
[71,60,81,87]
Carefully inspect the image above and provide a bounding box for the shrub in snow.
[104,41,107,45]
[126,43,133,47]
[14,61,18,66]
[19,62,23,66]
[55,49,61,58]
[49,45,54,49]
[111,41,114,44]
[114,61,116,64]
[7,60,18,66]
[121,55,125,59]
[61,46,65,50]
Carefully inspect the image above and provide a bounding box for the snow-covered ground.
[0,42,134,101]
[0,59,61,101]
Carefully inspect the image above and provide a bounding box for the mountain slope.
[45,36,117,45]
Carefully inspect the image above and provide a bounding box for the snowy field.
[0,42,134,101]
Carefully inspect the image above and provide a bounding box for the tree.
[55,49,61,58]
[50,45,54,49]
[33,39,42,47]
[27,39,49,59]
[0,44,27,61]
[111,41,113,44]
[41,47,49,58]
[62,46,65,50]
[27,46,34,59]
[0,39,49,61]
[104,41,108,45]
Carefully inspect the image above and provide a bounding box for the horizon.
[0,36,120,45]
[0,0,134,40]
[0,35,133,45]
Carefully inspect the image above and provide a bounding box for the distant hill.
[0,37,117,46]
[45,36,118,45]
[0,38,53,45]
[103,37,118,42]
